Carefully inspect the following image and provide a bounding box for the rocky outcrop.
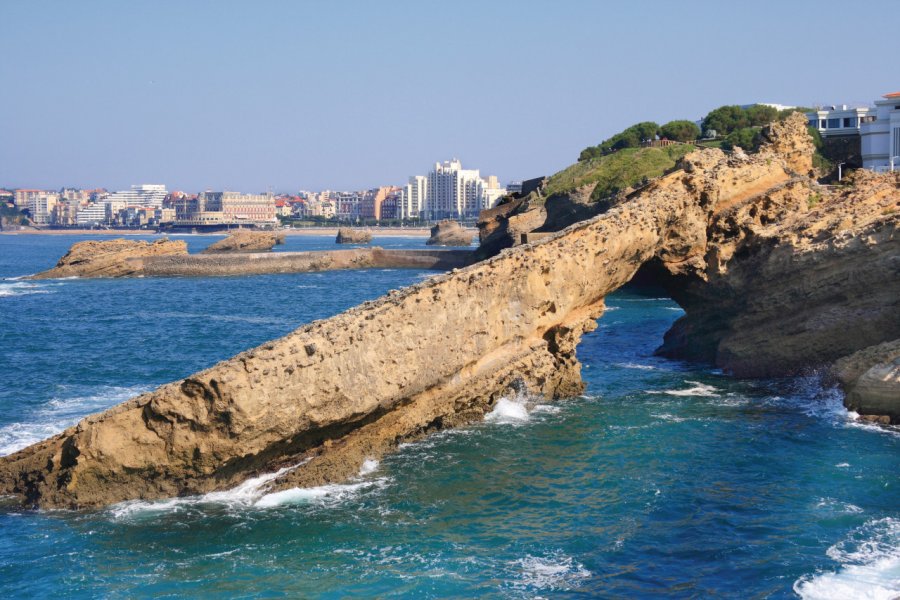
[832,340,900,424]
[0,171,711,508]
[656,167,899,378]
[200,230,285,254]
[29,238,188,279]
[426,220,474,246]
[3,113,896,508]
[335,228,372,244]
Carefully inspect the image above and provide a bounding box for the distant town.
[0,158,512,231]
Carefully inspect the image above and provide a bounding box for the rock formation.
[335,228,372,244]
[832,340,900,424]
[200,230,285,254]
[425,220,474,246]
[655,169,899,378]
[29,238,188,279]
[3,113,897,508]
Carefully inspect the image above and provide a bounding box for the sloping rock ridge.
[2,114,897,508]
[29,238,188,279]
[201,230,285,254]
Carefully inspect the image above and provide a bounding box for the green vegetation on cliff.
[544,144,694,201]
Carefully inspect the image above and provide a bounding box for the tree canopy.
[579,121,661,161]
[659,120,701,142]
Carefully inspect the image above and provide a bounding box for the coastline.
[0,227,469,238]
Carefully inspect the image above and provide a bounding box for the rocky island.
[426,220,474,246]
[335,228,372,244]
[2,114,897,509]
[200,230,285,254]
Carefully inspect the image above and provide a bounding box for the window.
[843,117,857,128]
[827,118,841,128]
[820,119,826,128]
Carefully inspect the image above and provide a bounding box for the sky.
[1,0,896,193]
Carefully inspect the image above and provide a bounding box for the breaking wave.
[794,517,900,599]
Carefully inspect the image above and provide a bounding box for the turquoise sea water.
[0,234,897,599]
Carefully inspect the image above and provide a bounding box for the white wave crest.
[794,517,900,600]
[485,396,531,424]
[0,386,148,456]
[651,381,721,397]
[111,457,383,518]
[0,281,53,297]
[511,551,591,591]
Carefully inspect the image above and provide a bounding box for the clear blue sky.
[1,0,895,193]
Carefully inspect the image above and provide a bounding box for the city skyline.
[1,0,896,192]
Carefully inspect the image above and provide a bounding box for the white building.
[104,184,168,209]
[76,203,109,226]
[402,159,505,220]
[860,92,900,171]
[399,175,428,220]
[807,104,872,138]
[26,192,59,225]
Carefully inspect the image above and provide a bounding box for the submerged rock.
[426,220,474,246]
[201,230,285,254]
[335,228,372,244]
[29,238,188,279]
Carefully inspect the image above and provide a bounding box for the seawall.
[137,248,473,277]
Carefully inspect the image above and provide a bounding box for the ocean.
[0,233,897,598]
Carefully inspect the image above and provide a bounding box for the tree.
[702,105,750,137]
[659,120,700,142]
[721,127,761,152]
[744,104,778,126]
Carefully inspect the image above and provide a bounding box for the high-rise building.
[104,184,168,209]
[400,175,428,220]
[26,192,59,225]
[405,159,505,220]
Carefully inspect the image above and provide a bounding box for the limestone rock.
[335,228,372,244]
[201,230,284,254]
[426,220,474,246]
[833,340,900,424]
[29,238,188,279]
[3,113,897,508]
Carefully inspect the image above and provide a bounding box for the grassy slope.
[541,144,695,201]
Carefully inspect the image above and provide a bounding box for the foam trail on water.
[0,281,53,298]
[650,381,721,397]
[794,517,900,599]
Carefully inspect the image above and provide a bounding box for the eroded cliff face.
[29,238,188,279]
[656,168,899,377]
[3,114,895,508]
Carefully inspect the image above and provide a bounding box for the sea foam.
[794,517,900,600]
